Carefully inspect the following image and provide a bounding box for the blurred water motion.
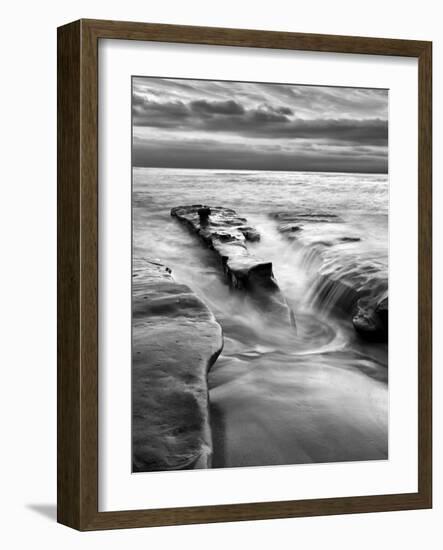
[133,167,388,468]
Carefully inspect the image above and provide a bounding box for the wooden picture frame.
[57,18,432,530]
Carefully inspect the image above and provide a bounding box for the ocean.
[133,167,389,468]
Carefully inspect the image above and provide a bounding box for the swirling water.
[133,167,389,468]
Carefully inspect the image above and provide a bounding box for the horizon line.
[132,164,388,176]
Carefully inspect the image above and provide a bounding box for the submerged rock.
[270,210,343,239]
[269,210,363,245]
[339,237,361,243]
[132,258,223,472]
[171,205,295,327]
[271,211,343,224]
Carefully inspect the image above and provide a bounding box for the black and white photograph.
[1,0,437,540]
[131,76,389,473]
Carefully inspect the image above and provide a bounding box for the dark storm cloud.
[133,97,190,127]
[248,108,290,123]
[133,96,386,145]
[275,106,293,115]
[190,99,245,115]
[132,77,388,173]
[261,117,387,144]
[198,112,387,145]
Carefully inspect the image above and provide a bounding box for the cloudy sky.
[132,77,388,173]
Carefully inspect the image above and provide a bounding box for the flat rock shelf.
[132,258,223,472]
[270,209,388,342]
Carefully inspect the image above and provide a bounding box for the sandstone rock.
[269,210,360,244]
[270,210,343,234]
[376,296,388,324]
[269,210,386,343]
[315,274,361,314]
[132,258,223,472]
[171,205,295,327]
[352,295,388,343]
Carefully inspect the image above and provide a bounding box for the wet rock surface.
[270,210,344,240]
[353,296,388,342]
[315,266,388,343]
[269,209,387,343]
[171,205,295,327]
[132,258,223,472]
[315,274,361,314]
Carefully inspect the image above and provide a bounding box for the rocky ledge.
[171,205,295,328]
[269,210,361,247]
[314,268,388,343]
[270,209,387,343]
[132,258,223,472]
